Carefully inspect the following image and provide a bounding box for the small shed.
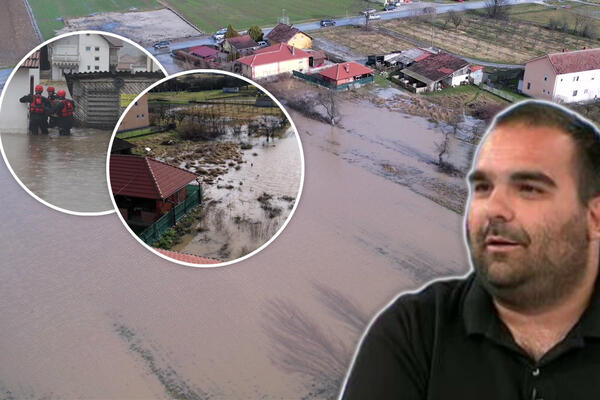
[265,23,312,49]
[110,154,198,225]
[222,35,259,59]
[317,62,374,88]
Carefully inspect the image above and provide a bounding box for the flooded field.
[1,129,114,213]
[0,89,474,398]
[174,129,302,260]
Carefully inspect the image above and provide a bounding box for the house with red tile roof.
[522,48,600,103]
[398,51,470,93]
[222,35,259,59]
[154,248,220,265]
[317,62,374,88]
[110,154,199,226]
[236,43,310,79]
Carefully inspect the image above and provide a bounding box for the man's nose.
[484,187,515,222]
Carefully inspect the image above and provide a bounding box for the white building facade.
[1,52,40,134]
[521,48,600,103]
[50,34,121,80]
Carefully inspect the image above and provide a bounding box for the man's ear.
[588,196,600,241]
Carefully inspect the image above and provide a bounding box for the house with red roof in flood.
[521,48,600,103]
[109,154,200,227]
[316,61,374,89]
[397,51,470,93]
[236,43,310,79]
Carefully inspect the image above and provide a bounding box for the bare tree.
[316,90,341,126]
[449,10,463,30]
[485,0,509,20]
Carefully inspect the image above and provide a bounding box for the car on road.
[367,13,381,20]
[213,28,227,41]
[384,4,397,11]
[153,40,170,49]
[257,40,269,47]
[362,9,377,15]
[320,19,336,27]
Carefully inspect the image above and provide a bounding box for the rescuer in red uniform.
[52,89,76,136]
[19,84,50,135]
[46,86,59,129]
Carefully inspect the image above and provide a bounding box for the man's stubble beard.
[467,211,590,311]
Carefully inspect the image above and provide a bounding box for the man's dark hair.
[489,100,600,204]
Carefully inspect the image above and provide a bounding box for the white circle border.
[0,30,169,217]
[106,69,306,268]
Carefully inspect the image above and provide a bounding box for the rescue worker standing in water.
[19,85,50,135]
[46,86,59,129]
[52,90,75,136]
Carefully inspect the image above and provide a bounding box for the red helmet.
[57,90,66,98]
[34,85,43,93]
[47,86,55,93]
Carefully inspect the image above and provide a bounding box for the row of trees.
[152,75,247,92]
[224,24,264,42]
[548,14,598,39]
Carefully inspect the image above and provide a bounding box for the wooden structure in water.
[64,71,164,129]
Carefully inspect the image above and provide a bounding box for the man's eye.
[473,182,491,193]
[519,184,544,195]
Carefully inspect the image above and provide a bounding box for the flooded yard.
[1,129,114,213]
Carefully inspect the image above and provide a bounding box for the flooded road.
[1,129,114,213]
[0,93,472,398]
[176,130,302,261]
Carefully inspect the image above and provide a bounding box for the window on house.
[142,114,145,118]
[573,90,578,96]
[94,56,99,61]
[94,65,100,70]
[544,75,548,81]
[573,76,579,82]
[87,65,91,70]
[542,89,545,94]
[85,46,91,51]
[527,82,531,90]
[136,114,140,118]
[95,47,100,51]
[134,101,138,106]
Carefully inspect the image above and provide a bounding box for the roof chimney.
[292,46,295,55]
[344,64,350,73]
[562,48,568,52]
[583,46,588,50]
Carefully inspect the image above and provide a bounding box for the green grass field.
[29,0,161,39]
[163,0,371,32]
[148,89,258,103]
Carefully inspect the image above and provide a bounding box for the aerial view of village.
[110,72,301,263]
[2,0,600,397]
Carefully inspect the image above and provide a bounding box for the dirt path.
[0,0,41,67]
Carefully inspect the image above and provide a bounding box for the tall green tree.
[248,25,264,42]
[225,24,239,39]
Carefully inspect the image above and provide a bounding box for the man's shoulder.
[372,274,474,336]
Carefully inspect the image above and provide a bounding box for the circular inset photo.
[0,31,166,215]
[108,70,304,267]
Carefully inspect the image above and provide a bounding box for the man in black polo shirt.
[340,100,600,399]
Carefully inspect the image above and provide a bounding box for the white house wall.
[450,73,469,86]
[50,36,79,80]
[553,69,600,103]
[78,34,110,74]
[0,68,39,134]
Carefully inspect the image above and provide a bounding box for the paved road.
[149,0,548,69]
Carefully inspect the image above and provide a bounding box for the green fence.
[138,185,202,245]
[293,71,374,91]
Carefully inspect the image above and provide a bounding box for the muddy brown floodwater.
[1,129,114,213]
[174,129,302,261]
[0,90,474,399]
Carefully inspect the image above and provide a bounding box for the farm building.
[118,93,149,132]
[317,62,374,89]
[110,154,199,226]
[236,44,310,79]
[396,51,470,93]
[48,34,122,80]
[116,54,160,73]
[222,35,259,59]
[265,23,312,49]
[0,51,41,134]
[521,48,600,103]
[64,71,163,129]
[189,45,219,61]
[367,48,433,69]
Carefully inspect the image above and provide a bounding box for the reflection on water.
[1,129,114,213]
